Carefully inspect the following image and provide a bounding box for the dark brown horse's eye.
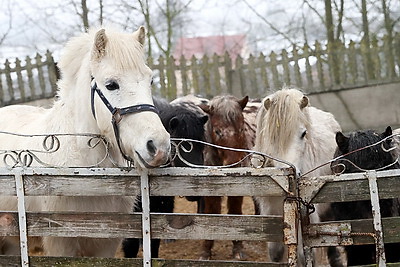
[214,129,222,137]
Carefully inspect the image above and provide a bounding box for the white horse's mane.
[59,27,147,77]
[255,87,311,156]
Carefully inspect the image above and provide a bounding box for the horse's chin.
[135,151,168,169]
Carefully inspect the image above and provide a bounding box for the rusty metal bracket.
[305,222,353,247]
[299,176,328,203]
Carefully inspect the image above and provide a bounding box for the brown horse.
[198,95,259,260]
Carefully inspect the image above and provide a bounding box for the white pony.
[0,26,170,257]
[253,87,341,264]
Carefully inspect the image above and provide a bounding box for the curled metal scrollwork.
[0,131,109,168]
[167,137,295,170]
[326,133,400,176]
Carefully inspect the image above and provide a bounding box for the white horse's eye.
[301,130,307,139]
[105,80,120,91]
[151,77,154,86]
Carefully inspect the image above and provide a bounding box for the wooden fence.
[1,33,400,105]
[0,51,58,107]
[1,166,400,266]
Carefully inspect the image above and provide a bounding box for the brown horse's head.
[200,95,249,166]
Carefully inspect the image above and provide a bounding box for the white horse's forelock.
[255,88,311,158]
[58,27,148,83]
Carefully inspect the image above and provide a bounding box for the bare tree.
[121,0,193,58]
[0,0,13,46]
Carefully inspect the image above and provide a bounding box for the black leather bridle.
[90,80,159,164]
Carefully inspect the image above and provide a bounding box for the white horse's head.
[254,88,311,172]
[59,26,170,168]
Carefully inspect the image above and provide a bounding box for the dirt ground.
[131,196,270,262]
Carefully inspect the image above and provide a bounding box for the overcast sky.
[0,0,315,59]
[0,0,399,61]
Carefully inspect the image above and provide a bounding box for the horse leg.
[227,196,245,260]
[79,237,122,257]
[200,196,222,260]
[122,238,140,258]
[256,196,286,262]
[43,237,79,256]
[151,239,161,258]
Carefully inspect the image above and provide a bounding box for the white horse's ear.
[263,98,271,110]
[300,96,309,109]
[238,96,249,110]
[133,26,146,46]
[92,29,108,61]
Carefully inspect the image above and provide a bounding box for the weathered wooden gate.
[1,166,400,266]
[0,166,297,267]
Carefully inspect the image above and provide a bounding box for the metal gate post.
[366,171,386,266]
[14,168,29,267]
[140,170,152,267]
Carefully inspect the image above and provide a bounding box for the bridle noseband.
[90,80,159,164]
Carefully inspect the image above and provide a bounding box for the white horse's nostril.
[146,140,157,156]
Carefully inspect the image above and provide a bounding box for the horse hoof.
[233,251,246,260]
[199,254,211,260]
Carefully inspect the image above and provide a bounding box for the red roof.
[173,34,247,60]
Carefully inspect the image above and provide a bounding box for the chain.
[285,196,316,215]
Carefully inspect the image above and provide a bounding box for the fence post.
[45,50,58,96]
[257,52,269,96]
[140,170,152,267]
[224,52,233,95]
[13,168,29,267]
[15,58,25,101]
[366,170,386,266]
[314,41,325,91]
[269,51,281,90]
[179,55,189,96]
[303,43,314,91]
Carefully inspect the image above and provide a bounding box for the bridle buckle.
[112,108,123,124]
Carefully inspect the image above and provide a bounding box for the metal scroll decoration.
[0,131,109,168]
[168,137,295,170]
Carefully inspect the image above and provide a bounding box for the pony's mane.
[209,95,244,125]
[256,88,311,155]
[57,26,148,83]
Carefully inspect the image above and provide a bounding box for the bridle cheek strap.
[90,81,160,164]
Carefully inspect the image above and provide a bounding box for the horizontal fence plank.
[0,212,283,242]
[0,167,290,197]
[300,169,400,203]
[306,216,400,247]
[0,256,281,267]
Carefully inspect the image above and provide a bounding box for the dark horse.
[198,95,259,260]
[327,126,400,266]
[122,97,208,258]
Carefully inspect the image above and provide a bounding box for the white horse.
[252,87,341,264]
[0,26,170,257]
